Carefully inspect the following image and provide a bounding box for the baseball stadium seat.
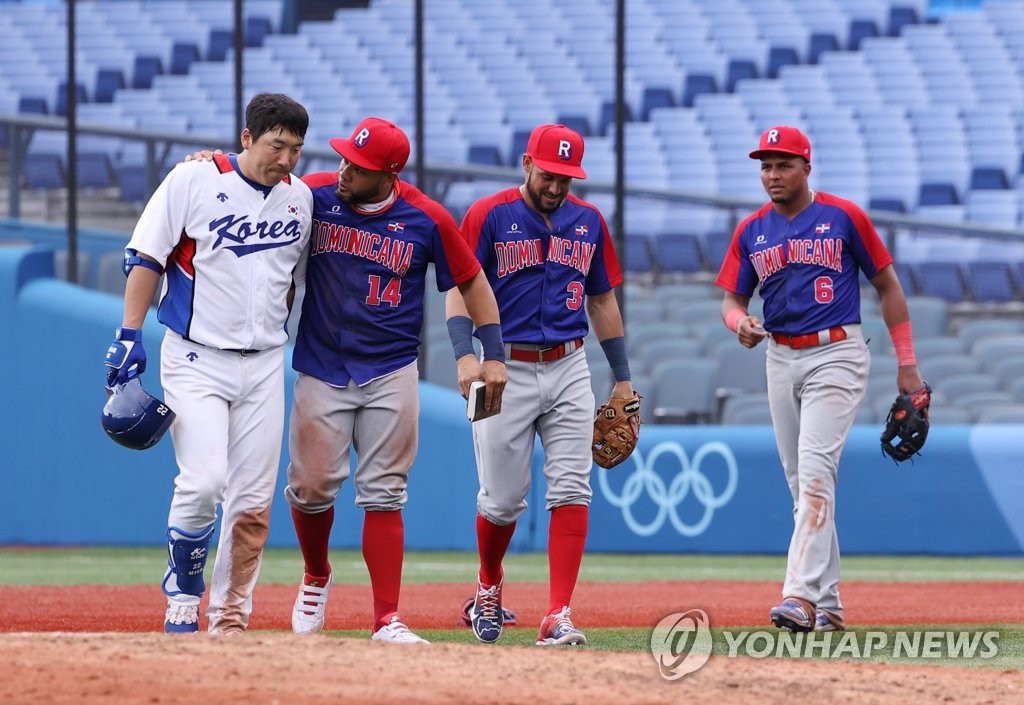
[245,16,272,48]
[170,42,201,75]
[132,55,164,89]
[640,86,675,121]
[76,153,116,190]
[808,32,840,64]
[766,46,800,79]
[556,114,592,137]
[94,69,126,104]
[887,6,920,37]
[681,73,717,107]
[724,59,758,93]
[964,261,1020,303]
[910,262,968,303]
[23,153,65,190]
[918,182,959,206]
[55,82,89,117]
[969,167,1010,190]
[651,233,704,277]
[847,19,879,50]
[466,144,502,166]
[17,96,48,114]
[207,29,233,61]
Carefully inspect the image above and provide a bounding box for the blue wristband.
[599,336,631,381]
[447,316,475,359]
[477,323,505,362]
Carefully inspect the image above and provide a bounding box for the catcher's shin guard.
[162,523,215,598]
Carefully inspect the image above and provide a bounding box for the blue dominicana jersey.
[293,173,481,387]
[716,191,893,335]
[461,187,623,345]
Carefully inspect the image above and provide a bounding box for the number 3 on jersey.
[566,281,584,310]
[366,275,402,308]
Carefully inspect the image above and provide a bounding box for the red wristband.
[725,308,747,333]
[889,321,916,366]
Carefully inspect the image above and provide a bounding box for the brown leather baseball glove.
[592,391,642,469]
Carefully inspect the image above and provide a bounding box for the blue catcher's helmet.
[101,378,176,450]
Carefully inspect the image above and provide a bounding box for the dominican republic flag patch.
[575,225,589,236]
[815,223,831,234]
[387,222,405,232]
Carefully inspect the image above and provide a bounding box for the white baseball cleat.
[371,615,430,644]
[292,573,333,634]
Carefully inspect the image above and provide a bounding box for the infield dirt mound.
[1,632,1020,705]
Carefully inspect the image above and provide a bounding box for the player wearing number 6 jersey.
[286,117,507,644]
[715,126,924,634]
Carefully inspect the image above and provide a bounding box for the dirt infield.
[1,581,1020,704]
[1,580,1021,632]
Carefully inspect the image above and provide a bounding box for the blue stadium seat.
[964,261,1019,303]
[132,55,164,89]
[245,16,272,48]
[116,164,147,204]
[467,144,502,166]
[623,236,654,276]
[509,129,531,165]
[681,73,717,107]
[888,5,919,37]
[93,69,125,104]
[640,87,675,121]
[55,82,88,117]
[869,197,906,213]
[17,96,48,115]
[969,167,1010,190]
[702,231,731,270]
[918,182,959,206]
[725,59,758,93]
[766,46,800,79]
[170,42,201,75]
[652,233,704,276]
[76,153,115,189]
[808,32,840,64]
[893,261,917,294]
[207,28,233,61]
[848,19,879,50]
[556,114,592,137]
[598,99,633,136]
[911,262,967,302]
[23,153,65,190]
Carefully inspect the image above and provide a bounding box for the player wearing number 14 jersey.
[285,117,507,644]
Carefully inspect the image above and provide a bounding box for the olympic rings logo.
[597,440,738,537]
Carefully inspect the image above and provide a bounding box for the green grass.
[1,547,1021,586]
[320,624,1024,669]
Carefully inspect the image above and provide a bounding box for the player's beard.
[524,180,566,215]
[336,181,383,206]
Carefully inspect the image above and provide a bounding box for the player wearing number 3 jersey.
[716,126,924,634]
[285,117,506,644]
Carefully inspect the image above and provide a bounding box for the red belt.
[508,339,584,363]
[772,326,848,349]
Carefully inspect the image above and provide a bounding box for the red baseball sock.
[477,513,516,586]
[547,504,588,614]
[363,510,404,630]
[291,505,334,579]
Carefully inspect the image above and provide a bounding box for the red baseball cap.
[749,125,811,162]
[526,124,587,179]
[329,117,410,173]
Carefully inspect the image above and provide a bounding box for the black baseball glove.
[880,383,931,463]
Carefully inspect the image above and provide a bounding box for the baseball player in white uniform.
[104,93,314,634]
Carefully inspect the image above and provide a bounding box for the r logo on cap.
[558,140,572,160]
[766,129,780,144]
[354,127,371,147]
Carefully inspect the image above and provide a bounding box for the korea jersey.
[461,188,623,345]
[127,154,313,350]
[715,192,893,335]
[294,174,482,387]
